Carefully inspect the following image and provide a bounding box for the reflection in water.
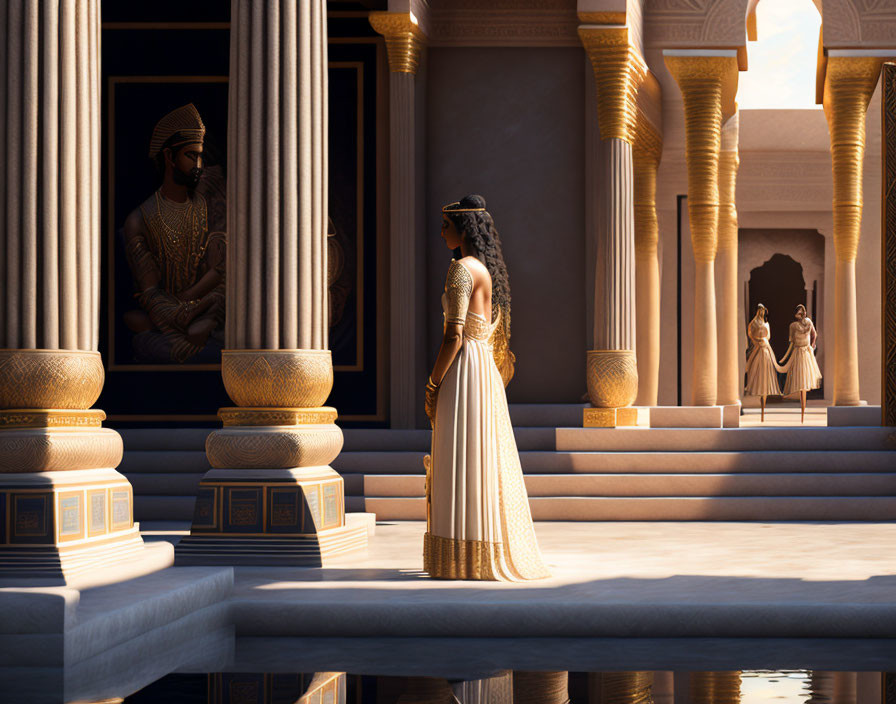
[205,672,345,704]
[513,671,569,704]
[689,672,741,704]
[741,671,809,703]
[589,672,653,704]
[803,672,856,704]
[375,671,515,703]
[117,670,888,704]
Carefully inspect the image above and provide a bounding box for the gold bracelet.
[427,375,440,389]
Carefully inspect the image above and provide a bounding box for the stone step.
[332,450,896,474]
[346,473,896,498]
[134,495,196,522]
[508,404,588,427]
[128,473,206,496]
[349,496,896,521]
[119,448,896,480]
[556,427,896,452]
[120,451,208,474]
[341,428,557,452]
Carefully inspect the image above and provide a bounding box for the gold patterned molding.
[0,409,106,429]
[219,406,338,427]
[369,12,426,74]
[221,349,333,409]
[0,428,124,473]
[206,426,344,470]
[0,349,104,410]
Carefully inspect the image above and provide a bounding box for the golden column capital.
[633,113,662,257]
[717,148,739,254]
[369,12,426,75]
[664,53,739,262]
[579,26,646,145]
[822,55,887,262]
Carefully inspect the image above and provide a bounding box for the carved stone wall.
[427,0,579,47]
[884,62,896,425]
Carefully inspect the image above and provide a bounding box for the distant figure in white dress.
[744,303,783,422]
[778,304,822,423]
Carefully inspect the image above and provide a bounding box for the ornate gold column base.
[585,350,638,427]
[0,351,142,580]
[176,350,367,567]
[584,406,638,428]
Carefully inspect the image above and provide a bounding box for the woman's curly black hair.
[442,194,511,320]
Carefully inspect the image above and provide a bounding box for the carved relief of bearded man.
[122,103,226,363]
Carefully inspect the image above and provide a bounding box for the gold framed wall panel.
[100,28,387,422]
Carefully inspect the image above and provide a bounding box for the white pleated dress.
[423,260,549,581]
[744,318,783,397]
[782,319,822,395]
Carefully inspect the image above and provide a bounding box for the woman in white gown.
[423,195,549,581]
[778,304,822,423]
[744,303,783,422]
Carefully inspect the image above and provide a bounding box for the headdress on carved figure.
[149,103,205,159]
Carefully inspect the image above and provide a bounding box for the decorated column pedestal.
[0,2,143,580]
[174,350,366,565]
[0,353,141,578]
[175,0,367,566]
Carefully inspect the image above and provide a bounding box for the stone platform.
[228,521,896,640]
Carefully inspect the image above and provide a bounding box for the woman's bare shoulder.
[457,256,489,278]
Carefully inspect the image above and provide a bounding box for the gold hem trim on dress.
[423,531,504,580]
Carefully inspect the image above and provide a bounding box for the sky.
[737,0,823,110]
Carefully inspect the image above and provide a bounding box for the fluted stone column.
[176,0,367,566]
[580,26,645,427]
[369,12,426,429]
[822,55,887,406]
[633,112,663,408]
[0,0,143,579]
[716,111,741,411]
[588,672,653,704]
[665,51,739,406]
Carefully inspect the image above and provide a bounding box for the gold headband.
[442,201,486,213]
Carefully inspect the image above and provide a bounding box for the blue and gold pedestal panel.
[175,468,367,566]
[0,467,143,578]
